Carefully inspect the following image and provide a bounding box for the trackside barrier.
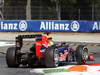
[64,42,100,47]
[0,20,100,32]
[18,41,100,47]
[0,41,100,54]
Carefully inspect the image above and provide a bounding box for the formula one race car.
[6,34,94,68]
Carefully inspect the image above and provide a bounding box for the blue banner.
[0,20,100,32]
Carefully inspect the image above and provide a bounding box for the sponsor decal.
[40,21,70,31]
[0,21,17,30]
[71,21,80,32]
[92,22,100,30]
[19,20,27,31]
[0,20,27,31]
[40,21,80,32]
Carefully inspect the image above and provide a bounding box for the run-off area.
[0,41,100,75]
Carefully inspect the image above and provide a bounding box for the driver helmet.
[61,42,66,46]
[48,37,52,40]
[43,32,51,35]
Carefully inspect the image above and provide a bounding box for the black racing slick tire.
[75,45,88,65]
[44,48,59,68]
[6,47,19,68]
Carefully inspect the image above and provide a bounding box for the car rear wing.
[15,34,42,50]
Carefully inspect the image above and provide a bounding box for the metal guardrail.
[1,41,100,47]
[0,41,100,54]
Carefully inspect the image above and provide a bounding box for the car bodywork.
[6,34,94,68]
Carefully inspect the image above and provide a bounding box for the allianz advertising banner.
[0,20,100,32]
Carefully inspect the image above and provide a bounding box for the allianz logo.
[92,22,100,30]
[40,21,80,32]
[0,20,27,31]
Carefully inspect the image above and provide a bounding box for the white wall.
[0,32,100,43]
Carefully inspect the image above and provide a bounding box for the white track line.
[0,41,15,46]
[0,41,15,54]
[30,65,100,75]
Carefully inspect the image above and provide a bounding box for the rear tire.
[75,45,88,64]
[6,47,19,68]
[44,47,59,68]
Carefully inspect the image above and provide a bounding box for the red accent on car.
[59,53,65,61]
[42,35,48,47]
[89,55,94,61]
[35,35,49,58]
[35,40,42,58]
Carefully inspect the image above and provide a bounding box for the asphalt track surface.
[0,45,44,75]
[0,44,100,75]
